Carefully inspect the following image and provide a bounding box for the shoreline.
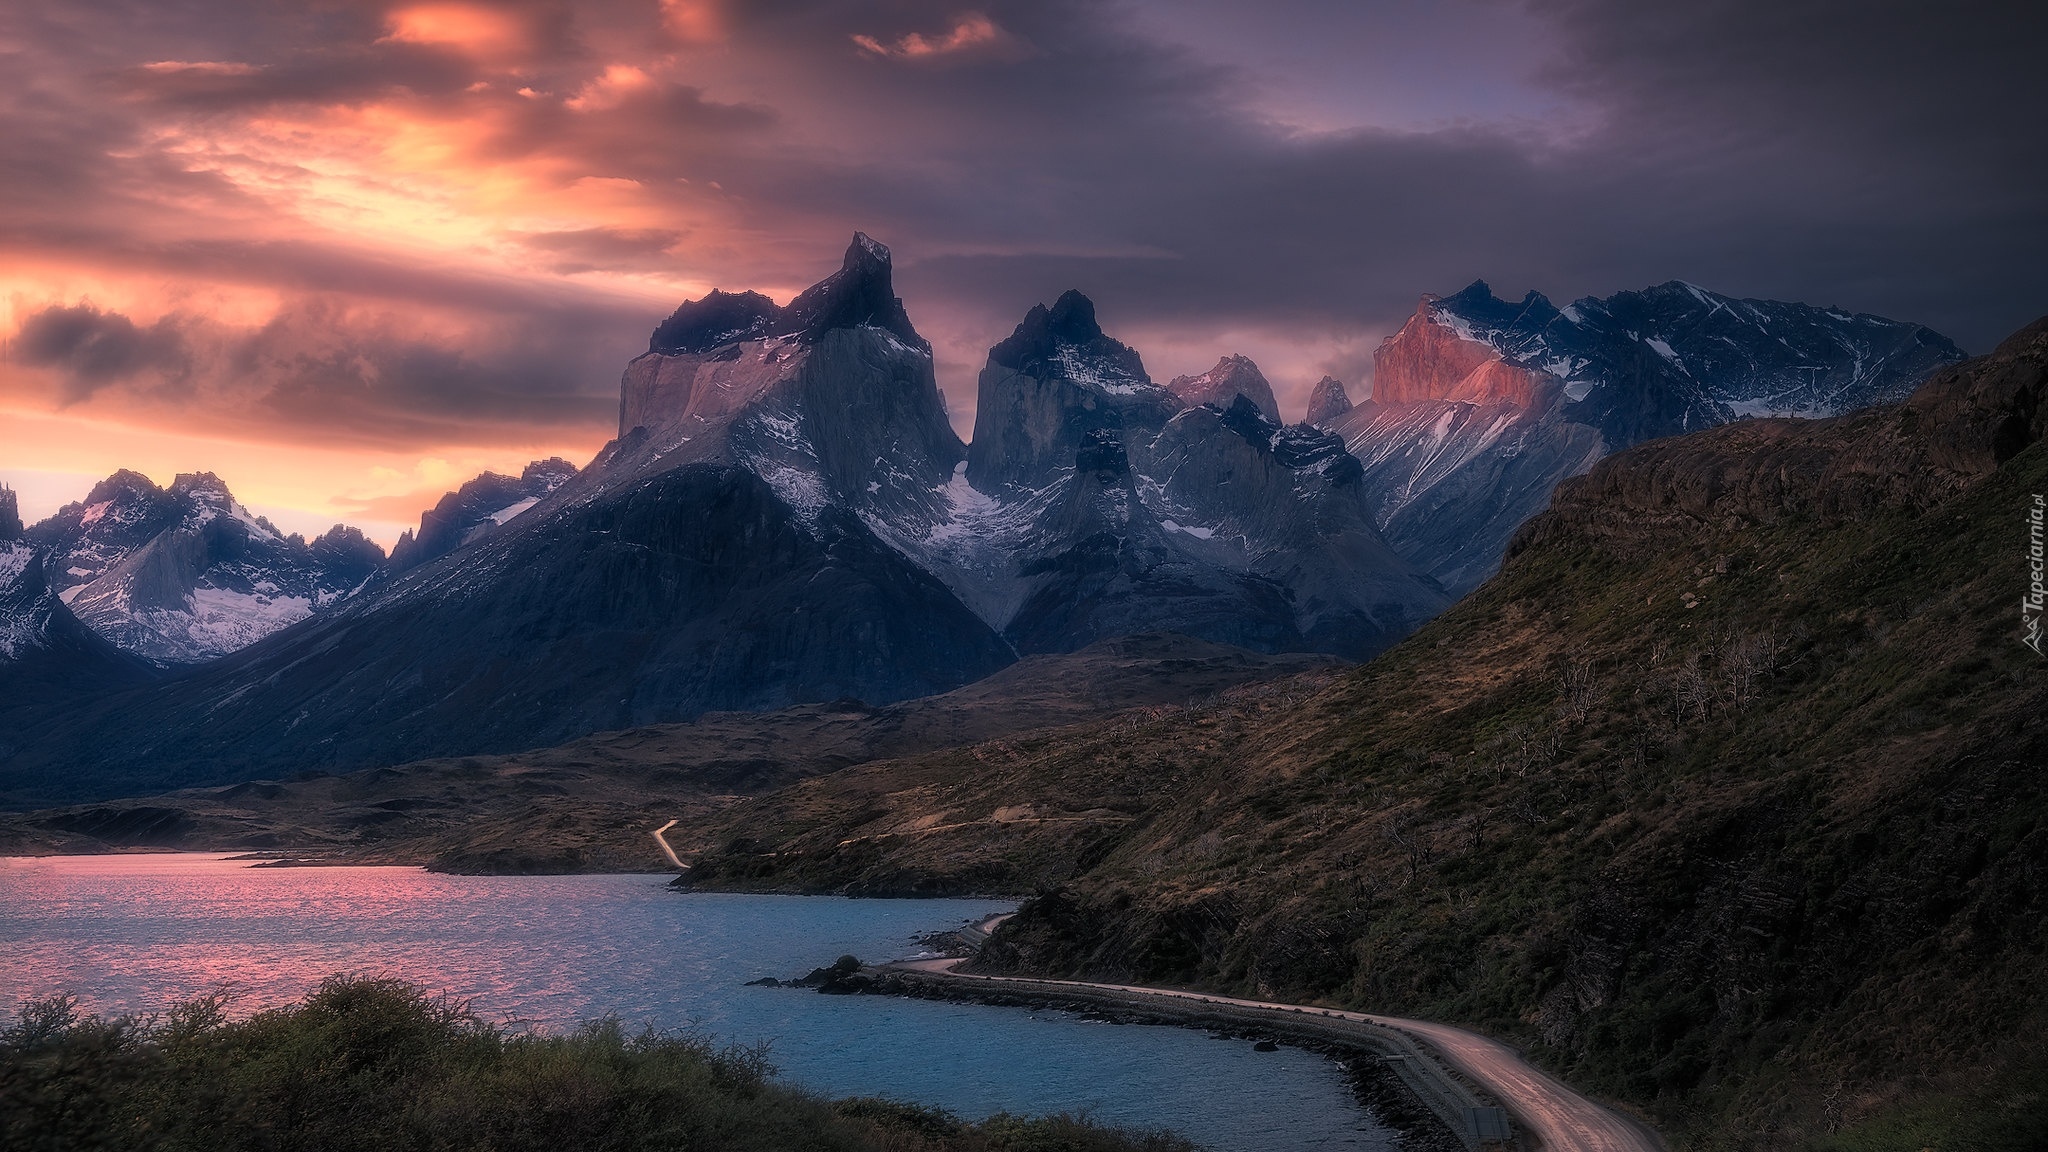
[872,964,1472,1151]
[872,955,1665,1152]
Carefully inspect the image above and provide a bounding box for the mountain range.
[1317,280,1964,593]
[385,458,579,576]
[0,237,1966,805]
[10,471,382,667]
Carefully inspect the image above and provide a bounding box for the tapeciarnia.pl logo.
[2027,493,2046,655]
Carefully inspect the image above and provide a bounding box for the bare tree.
[1673,652,1714,723]
[1556,659,1599,724]
[1720,629,1783,709]
[1465,806,1493,852]
[1382,818,1433,880]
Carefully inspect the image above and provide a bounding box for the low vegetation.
[0,977,1194,1152]
[685,332,2048,1150]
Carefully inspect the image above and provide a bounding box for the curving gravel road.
[892,957,1663,1152]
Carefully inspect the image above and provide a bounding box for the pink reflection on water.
[0,856,1394,1150]
[0,854,614,1022]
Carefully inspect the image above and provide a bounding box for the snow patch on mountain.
[487,497,541,525]
[1055,345,1149,396]
[119,588,318,664]
[0,543,32,588]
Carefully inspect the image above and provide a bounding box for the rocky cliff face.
[964,290,1177,495]
[1329,280,1965,595]
[613,236,965,543]
[1370,297,1527,407]
[19,472,384,666]
[386,459,577,575]
[1166,354,1281,421]
[918,297,1448,657]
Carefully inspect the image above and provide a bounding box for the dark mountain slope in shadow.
[0,466,1009,808]
[0,634,1336,871]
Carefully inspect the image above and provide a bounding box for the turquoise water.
[0,854,1395,1150]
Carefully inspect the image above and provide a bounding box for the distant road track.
[650,820,684,869]
[888,958,1662,1152]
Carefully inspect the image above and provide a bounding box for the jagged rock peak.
[1216,393,1277,442]
[1169,355,1281,421]
[82,469,163,505]
[523,458,579,486]
[169,472,234,504]
[1045,290,1106,344]
[385,458,580,575]
[1450,279,1488,301]
[648,289,779,354]
[988,290,1150,386]
[0,485,20,539]
[1305,376,1352,425]
[647,233,925,356]
[1189,395,1363,486]
[308,523,386,580]
[782,232,924,349]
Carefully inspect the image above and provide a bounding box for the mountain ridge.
[1324,277,1966,596]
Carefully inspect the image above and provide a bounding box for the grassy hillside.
[0,635,1332,872]
[0,977,1192,1152]
[683,321,2048,1149]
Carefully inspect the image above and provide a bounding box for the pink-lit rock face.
[1167,354,1280,421]
[618,338,806,439]
[1449,358,1561,409]
[1370,298,1497,406]
[1370,297,1557,410]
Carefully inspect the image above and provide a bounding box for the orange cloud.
[139,61,262,77]
[852,13,1010,61]
[566,65,655,112]
[380,4,531,61]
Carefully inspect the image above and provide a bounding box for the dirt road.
[890,958,1662,1152]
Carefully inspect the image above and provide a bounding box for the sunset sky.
[1,0,2041,547]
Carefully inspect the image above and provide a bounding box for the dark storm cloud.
[115,46,480,112]
[1515,0,2048,342]
[16,304,189,399]
[2,0,2042,444]
[224,300,624,445]
[10,298,626,449]
[517,227,687,274]
[838,0,2047,357]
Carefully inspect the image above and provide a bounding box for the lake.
[0,854,1395,1150]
